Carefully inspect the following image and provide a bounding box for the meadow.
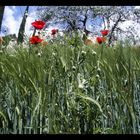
[0,33,140,134]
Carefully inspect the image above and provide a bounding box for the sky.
[1,6,140,41]
[1,6,38,37]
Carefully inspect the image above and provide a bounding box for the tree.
[93,6,139,46]
[0,6,5,33]
[36,6,101,36]
[17,6,29,43]
[36,6,140,45]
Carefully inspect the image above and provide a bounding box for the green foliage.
[0,35,140,134]
[1,34,16,46]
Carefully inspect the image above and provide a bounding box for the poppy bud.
[72,66,76,71]
[96,37,103,44]
[81,51,86,56]
[51,29,58,36]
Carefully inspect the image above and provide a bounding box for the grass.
[0,35,140,134]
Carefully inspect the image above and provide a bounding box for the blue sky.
[14,6,37,18]
[1,6,38,37]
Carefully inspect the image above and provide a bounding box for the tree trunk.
[17,6,29,43]
[0,6,5,32]
[108,14,122,46]
[83,10,90,37]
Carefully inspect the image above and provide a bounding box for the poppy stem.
[29,44,31,58]
[101,43,104,59]
[32,28,36,36]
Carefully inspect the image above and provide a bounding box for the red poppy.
[101,30,109,36]
[30,36,43,44]
[31,20,45,30]
[96,37,103,44]
[51,29,58,35]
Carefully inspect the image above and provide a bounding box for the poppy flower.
[101,30,109,36]
[30,36,43,44]
[96,37,103,44]
[51,29,58,35]
[31,20,45,30]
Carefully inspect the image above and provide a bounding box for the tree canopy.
[36,6,140,45]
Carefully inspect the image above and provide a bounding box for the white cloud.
[11,6,16,10]
[1,6,37,37]
[1,6,56,38]
[2,6,22,37]
[135,6,140,9]
[25,10,37,36]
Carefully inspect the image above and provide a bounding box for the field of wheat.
[0,34,140,134]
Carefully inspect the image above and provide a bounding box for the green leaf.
[78,94,103,113]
